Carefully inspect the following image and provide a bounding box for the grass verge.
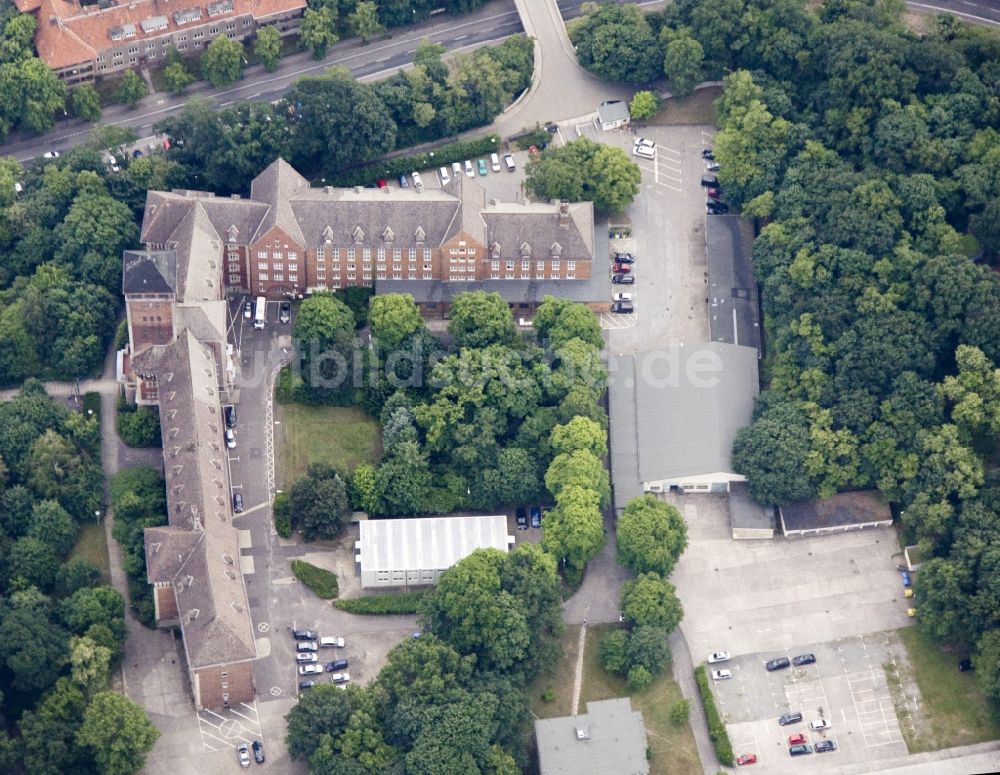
[897,626,1000,751]
[531,624,702,775]
[69,522,111,584]
[291,559,339,599]
[275,403,381,487]
[334,591,425,615]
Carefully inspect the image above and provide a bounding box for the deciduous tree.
[114,70,147,109]
[254,25,283,72]
[616,494,688,576]
[620,572,683,632]
[71,84,101,122]
[201,35,244,87]
[76,691,159,775]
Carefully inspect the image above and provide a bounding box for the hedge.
[291,559,339,599]
[333,591,426,615]
[694,664,735,766]
[327,134,501,188]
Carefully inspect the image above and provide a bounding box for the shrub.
[669,698,691,725]
[694,664,734,766]
[541,688,556,703]
[273,492,292,538]
[116,395,161,447]
[627,664,653,690]
[599,629,629,674]
[329,134,501,187]
[333,591,426,615]
[291,560,339,599]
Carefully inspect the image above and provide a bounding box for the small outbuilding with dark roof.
[535,698,649,775]
[779,490,892,537]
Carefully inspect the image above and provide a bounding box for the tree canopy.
[525,138,641,213]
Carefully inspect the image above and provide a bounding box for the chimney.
[558,202,570,227]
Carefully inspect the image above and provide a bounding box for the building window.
[288,262,298,271]
[536,261,545,271]
[423,248,431,261]
[271,251,281,259]
[567,273,575,279]
[377,272,386,280]
[362,248,371,261]
[506,272,514,279]
[288,251,297,260]
[273,273,284,282]
[491,273,500,280]
[468,249,476,256]
[229,274,240,284]
[316,272,326,280]
[272,263,283,271]
[408,264,416,273]
[377,248,385,260]
[377,263,386,271]
[229,262,240,272]
[347,248,355,261]
[408,248,416,260]
[393,272,402,280]
[259,273,269,281]
[552,261,560,271]
[505,261,514,271]
[347,272,356,280]
[257,250,266,258]
[317,248,325,259]
[289,274,298,283]
[567,261,576,271]
[393,248,401,260]
[491,261,500,271]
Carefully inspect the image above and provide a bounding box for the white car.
[633,144,655,160]
[464,159,475,178]
[42,150,60,159]
[439,166,451,185]
[298,663,323,675]
[612,292,633,302]
[330,672,350,684]
[810,718,832,731]
[225,429,236,449]
[410,171,422,189]
[452,161,463,177]
[707,652,731,664]
[490,152,501,172]
[711,669,733,680]
[295,652,318,663]
[320,636,345,648]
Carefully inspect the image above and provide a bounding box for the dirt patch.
[644,86,721,127]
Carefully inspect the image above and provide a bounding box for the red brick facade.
[194,661,255,709]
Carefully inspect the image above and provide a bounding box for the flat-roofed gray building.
[609,342,760,508]
[535,698,648,775]
[356,515,513,588]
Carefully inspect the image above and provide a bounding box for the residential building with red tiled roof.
[15,0,304,84]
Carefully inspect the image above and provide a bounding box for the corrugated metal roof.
[358,515,509,573]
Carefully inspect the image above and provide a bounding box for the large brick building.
[137,158,599,310]
[14,0,305,84]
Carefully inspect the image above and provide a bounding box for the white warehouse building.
[355,515,514,589]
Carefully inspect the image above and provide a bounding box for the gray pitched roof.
[608,343,760,498]
[608,352,644,513]
[134,331,256,668]
[122,249,176,295]
[139,190,269,255]
[144,526,200,582]
[535,698,648,775]
[706,215,761,355]
[597,100,630,124]
[249,158,310,244]
[482,200,593,262]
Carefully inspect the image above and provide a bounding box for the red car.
[612,263,631,274]
[736,754,758,765]
[706,187,721,198]
[788,733,807,746]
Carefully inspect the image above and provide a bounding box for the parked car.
[452,161,463,177]
[293,629,318,640]
[701,173,719,187]
[810,718,831,731]
[634,137,656,151]
[778,712,803,725]
[43,150,60,159]
[736,753,757,765]
[789,744,813,756]
[439,166,451,185]
[530,506,542,528]
[398,174,408,188]
[705,187,722,199]
[612,263,631,274]
[252,740,264,764]
[299,680,317,690]
[243,301,253,320]
[792,653,816,666]
[330,672,350,684]
[706,161,720,171]
[477,159,488,176]
[232,492,243,514]
[225,429,236,449]
[237,742,250,768]
[464,160,475,178]
[707,200,730,214]
[610,301,634,314]
[279,301,291,323]
[814,740,837,753]
[411,171,423,189]
[515,507,528,530]
[376,179,387,188]
[132,149,143,159]
[959,659,973,672]
[503,153,516,172]
[766,657,791,671]
[708,652,732,664]
[295,652,318,663]
[490,153,501,172]
[612,274,635,285]
[613,292,634,302]
[711,669,732,680]
[788,733,807,745]
[298,663,323,676]
[613,252,636,263]
[320,636,345,648]
[326,659,349,672]
[296,641,318,652]
[702,148,715,160]
[901,570,911,587]
[633,144,655,160]
[225,405,237,428]
[106,155,121,173]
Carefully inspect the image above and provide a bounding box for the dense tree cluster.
[287,544,561,773]
[0,5,65,139]
[595,0,1000,710]
[525,137,642,213]
[0,384,158,774]
[157,38,532,193]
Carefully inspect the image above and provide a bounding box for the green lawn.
[275,403,381,487]
[531,624,702,775]
[69,522,111,584]
[897,626,1000,751]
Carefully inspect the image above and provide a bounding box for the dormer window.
[382,226,395,243]
[352,226,365,244]
[414,227,425,244]
[550,241,563,257]
[226,226,238,243]
[490,242,501,259]
[519,242,532,258]
[322,226,334,244]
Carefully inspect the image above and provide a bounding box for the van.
[439,166,451,185]
[254,296,266,329]
[503,153,515,172]
[490,153,501,172]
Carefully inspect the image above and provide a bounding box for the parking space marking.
[846,667,903,747]
[196,700,263,752]
[600,312,638,329]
